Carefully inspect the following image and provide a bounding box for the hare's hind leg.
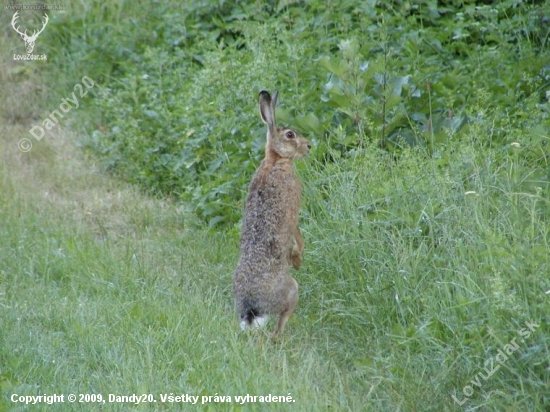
[272,277,298,338]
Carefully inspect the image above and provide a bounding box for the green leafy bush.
[46,0,549,225]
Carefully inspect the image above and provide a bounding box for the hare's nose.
[306,143,312,150]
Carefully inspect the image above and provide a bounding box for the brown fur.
[233,90,311,338]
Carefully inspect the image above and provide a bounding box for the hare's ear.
[271,89,278,109]
[259,90,277,127]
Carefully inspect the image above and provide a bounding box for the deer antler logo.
[11,11,49,54]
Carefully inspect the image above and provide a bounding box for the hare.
[233,90,311,338]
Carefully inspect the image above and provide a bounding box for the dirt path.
[0,70,185,243]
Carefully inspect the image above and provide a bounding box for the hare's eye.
[285,131,295,139]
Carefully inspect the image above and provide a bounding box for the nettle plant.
[73,0,548,227]
[314,2,549,156]
[318,37,470,154]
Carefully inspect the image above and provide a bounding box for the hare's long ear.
[259,90,277,127]
[271,89,278,111]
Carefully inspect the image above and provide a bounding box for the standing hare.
[233,90,311,338]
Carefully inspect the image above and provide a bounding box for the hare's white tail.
[240,311,269,331]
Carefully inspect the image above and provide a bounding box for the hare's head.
[259,90,311,160]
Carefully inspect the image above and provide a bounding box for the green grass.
[1,112,548,411]
[0,102,351,410]
[0,138,358,411]
[1,1,549,411]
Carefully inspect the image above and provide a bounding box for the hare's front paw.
[291,248,302,270]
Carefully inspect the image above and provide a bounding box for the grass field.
[1,1,549,411]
